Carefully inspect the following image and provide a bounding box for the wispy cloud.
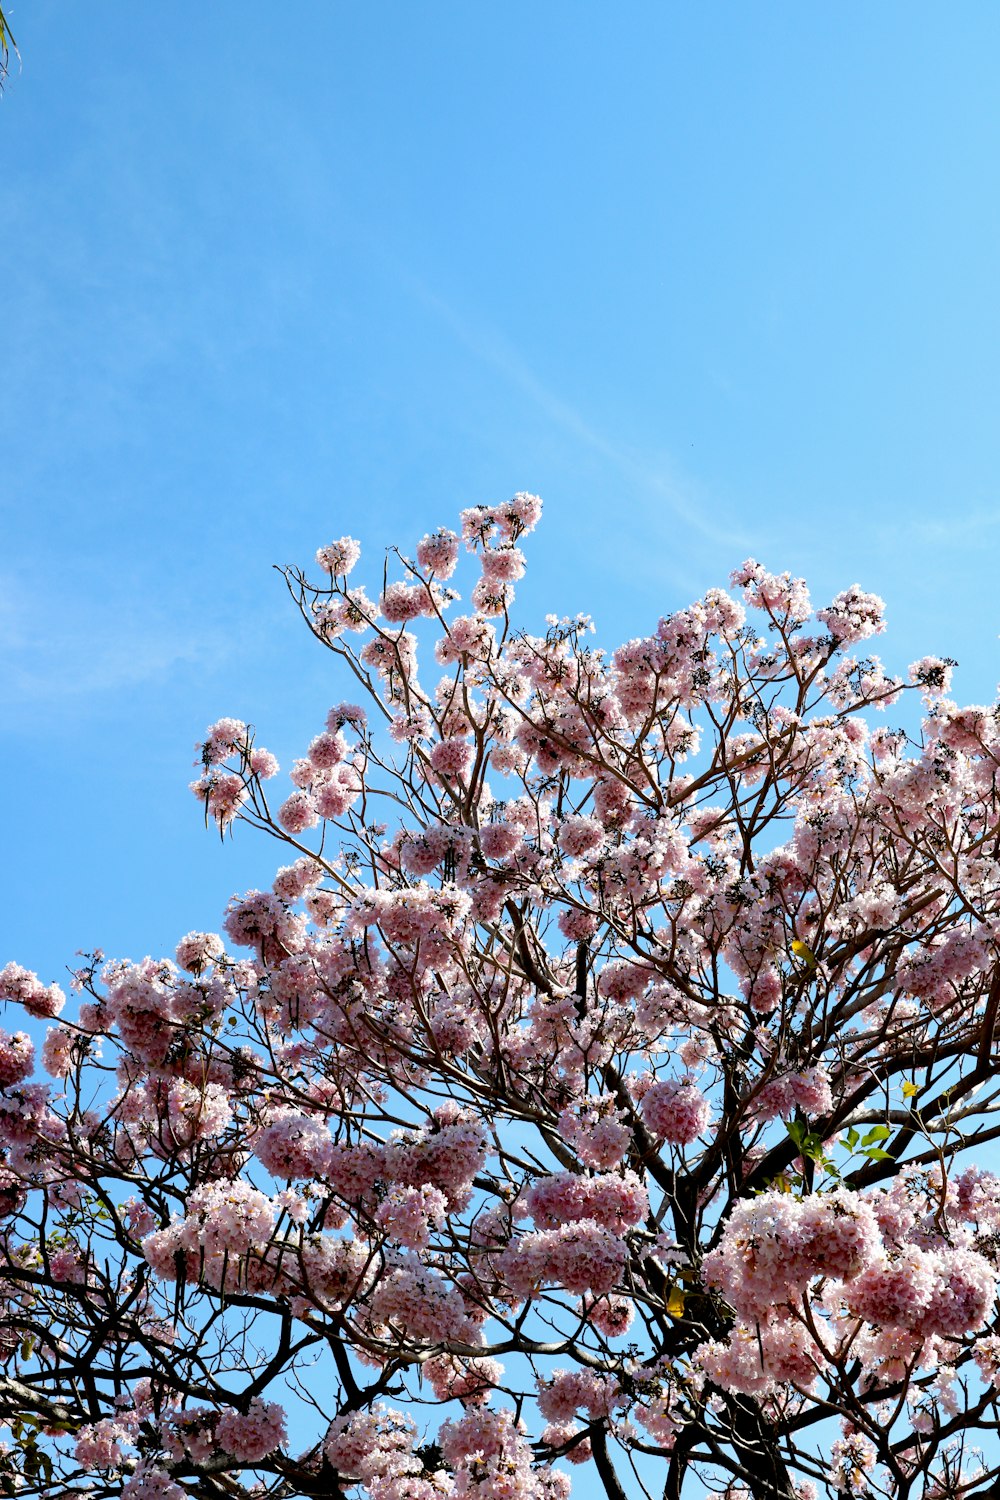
[386,264,752,553]
[0,578,229,710]
[899,507,1000,546]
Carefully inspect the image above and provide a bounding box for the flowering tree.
[4,495,1000,1500]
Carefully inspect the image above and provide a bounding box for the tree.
[2,495,1000,1500]
[0,6,16,92]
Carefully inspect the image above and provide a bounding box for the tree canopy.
[3,497,1000,1500]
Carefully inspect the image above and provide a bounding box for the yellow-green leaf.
[790,939,817,969]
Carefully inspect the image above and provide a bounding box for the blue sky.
[4,1,1000,981]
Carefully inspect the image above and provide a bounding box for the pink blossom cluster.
[639,1077,713,1145]
[557,1096,632,1169]
[368,1258,479,1344]
[751,1066,833,1123]
[315,536,362,577]
[142,1180,276,1290]
[829,1433,877,1496]
[698,1317,818,1397]
[440,1406,568,1500]
[523,1171,647,1234]
[845,1241,996,1338]
[703,1188,883,1319]
[375,1183,448,1249]
[0,961,65,1018]
[0,1028,34,1089]
[537,1369,621,1423]
[175,930,226,974]
[74,1416,131,1470]
[324,1404,421,1482]
[215,1398,287,1462]
[423,1352,503,1406]
[498,1220,627,1298]
[122,1465,187,1500]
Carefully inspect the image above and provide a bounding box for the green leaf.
[845,1127,859,1149]
[863,1146,894,1161]
[861,1125,891,1146]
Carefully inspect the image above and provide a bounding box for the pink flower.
[381,580,434,623]
[423,1353,502,1405]
[308,730,347,769]
[0,962,65,1018]
[74,1418,129,1470]
[498,1220,627,1297]
[278,790,320,834]
[254,1111,331,1180]
[122,1466,186,1500]
[325,1405,420,1483]
[817,584,886,645]
[315,536,361,576]
[909,655,956,697]
[166,1079,233,1144]
[41,1025,76,1078]
[216,1398,286,1463]
[480,822,523,859]
[704,1188,881,1321]
[0,1028,34,1088]
[558,816,604,857]
[370,1260,478,1343]
[430,738,474,779]
[175,931,225,975]
[524,1171,647,1234]
[201,717,248,764]
[499,491,543,536]
[481,547,526,584]
[376,1184,448,1249]
[416,528,460,578]
[640,1077,712,1145]
[844,1245,937,1329]
[731,561,811,623]
[558,1097,632,1170]
[249,747,279,778]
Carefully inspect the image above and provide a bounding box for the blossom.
[278,790,320,834]
[416,528,460,578]
[703,1188,881,1321]
[316,536,361,576]
[200,717,248,764]
[325,1405,420,1483]
[175,931,225,975]
[253,1110,331,1180]
[0,961,65,1017]
[557,1096,632,1169]
[524,1171,647,1233]
[216,1398,286,1462]
[376,1184,448,1249]
[640,1077,713,1144]
[498,1220,627,1298]
[429,737,474,779]
[817,584,886,645]
[122,1466,186,1500]
[0,1029,34,1089]
[74,1418,129,1470]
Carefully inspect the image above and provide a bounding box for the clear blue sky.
[4,2,1000,981]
